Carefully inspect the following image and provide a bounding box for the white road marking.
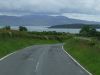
[0,51,17,61]
[62,45,92,75]
[35,62,39,72]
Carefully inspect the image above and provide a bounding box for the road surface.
[0,44,90,75]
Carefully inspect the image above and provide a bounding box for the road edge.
[0,45,37,61]
[0,51,16,61]
[62,45,92,75]
[0,44,93,75]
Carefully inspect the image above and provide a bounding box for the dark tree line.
[80,25,97,37]
[79,25,100,39]
[1,26,27,31]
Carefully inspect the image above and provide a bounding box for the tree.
[3,26,11,30]
[19,26,27,31]
[80,25,97,36]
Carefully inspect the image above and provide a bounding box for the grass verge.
[64,38,100,75]
[0,38,59,58]
[0,29,70,58]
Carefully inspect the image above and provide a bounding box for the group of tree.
[80,25,97,37]
[2,26,11,30]
[19,26,27,31]
[1,26,27,31]
[79,25,100,39]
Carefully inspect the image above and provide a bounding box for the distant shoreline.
[49,24,100,29]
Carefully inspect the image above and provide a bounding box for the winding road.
[0,44,91,75]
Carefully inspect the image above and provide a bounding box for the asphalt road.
[0,44,90,75]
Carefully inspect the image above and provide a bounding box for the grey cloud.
[0,0,100,15]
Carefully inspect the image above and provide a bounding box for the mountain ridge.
[0,15,100,26]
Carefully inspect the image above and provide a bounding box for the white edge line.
[62,45,92,75]
[0,44,93,75]
[0,45,34,61]
[0,51,16,61]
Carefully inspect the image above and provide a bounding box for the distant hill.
[49,24,100,29]
[0,15,100,26]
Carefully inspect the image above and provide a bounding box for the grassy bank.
[0,29,69,58]
[64,38,100,75]
[0,38,59,58]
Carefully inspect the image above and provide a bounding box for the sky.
[0,0,100,21]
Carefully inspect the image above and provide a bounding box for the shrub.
[3,26,11,30]
[88,41,96,47]
[80,25,97,37]
[19,26,27,31]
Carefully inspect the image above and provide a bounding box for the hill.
[0,15,100,26]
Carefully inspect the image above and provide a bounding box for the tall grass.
[0,29,72,58]
[64,38,100,75]
[0,29,71,42]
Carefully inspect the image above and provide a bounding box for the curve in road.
[0,44,91,75]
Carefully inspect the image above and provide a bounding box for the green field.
[64,38,100,75]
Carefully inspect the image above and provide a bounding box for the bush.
[3,26,11,30]
[19,26,27,31]
[80,25,97,37]
[88,41,96,47]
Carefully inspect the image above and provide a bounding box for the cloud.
[62,13,100,22]
[0,0,100,14]
[0,0,100,21]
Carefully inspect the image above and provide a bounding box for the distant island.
[49,24,100,29]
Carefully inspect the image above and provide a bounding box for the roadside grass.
[0,29,73,58]
[64,38,100,75]
[0,38,59,58]
[0,29,67,58]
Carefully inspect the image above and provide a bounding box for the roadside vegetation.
[0,26,71,58]
[64,25,100,75]
[64,38,100,75]
[0,38,59,58]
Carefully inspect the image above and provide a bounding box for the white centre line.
[35,62,39,72]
